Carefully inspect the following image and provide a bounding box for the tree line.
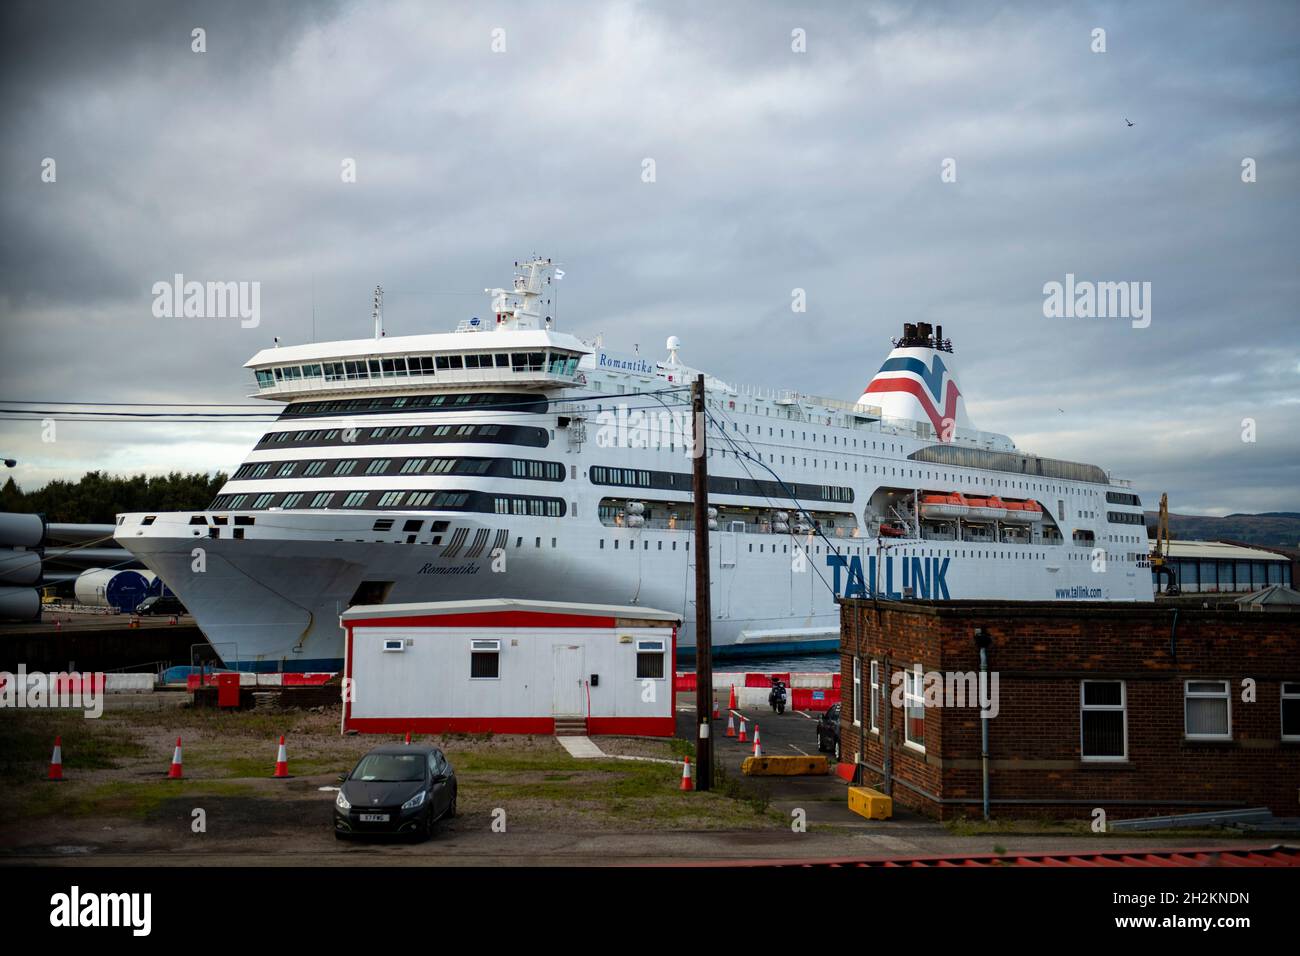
[0,471,227,524]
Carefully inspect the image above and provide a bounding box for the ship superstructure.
[117,259,1152,670]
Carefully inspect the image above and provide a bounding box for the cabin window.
[636,639,666,680]
[470,640,501,679]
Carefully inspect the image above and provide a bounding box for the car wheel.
[833,738,841,762]
[446,786,457,820]
[816,731,826,753]
[421,807,436,841]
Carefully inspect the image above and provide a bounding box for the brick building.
[838,598,1300,821]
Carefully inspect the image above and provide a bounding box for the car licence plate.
[359,813,389,823]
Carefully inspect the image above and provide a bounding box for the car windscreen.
[351,753,426,782]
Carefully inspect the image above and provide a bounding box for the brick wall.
[839,599,1300,821]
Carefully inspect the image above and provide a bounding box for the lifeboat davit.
[920,493,969,520]
[965,496,1008,521]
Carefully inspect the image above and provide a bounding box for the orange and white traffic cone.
[728,684,737,710]
[738,719,748,743]
[753,724,762,758]
[679,756,694,791]
[726,713,736,738]
[712,696,720,720]
[273,735,289,778]
[48,736,64,781]
[167,737,183,779]
[404,730,412,745]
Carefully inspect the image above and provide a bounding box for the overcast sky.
[1,0,1296,516]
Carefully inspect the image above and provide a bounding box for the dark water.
[676,651,841,673]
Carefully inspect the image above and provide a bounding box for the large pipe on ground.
[0,512,45,548]
[0,585,41,621]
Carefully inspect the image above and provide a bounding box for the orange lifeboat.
[1003,499,1044,523]
[966,496,1007,521]
[919,493,969,520]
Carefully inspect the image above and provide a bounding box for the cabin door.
[552,644,585,716]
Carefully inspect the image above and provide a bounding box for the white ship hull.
[120,509,1148,672]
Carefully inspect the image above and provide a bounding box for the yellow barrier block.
[847,786,893,820]
[740,755,830,776]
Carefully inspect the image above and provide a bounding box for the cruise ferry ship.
[116,258,1153,670]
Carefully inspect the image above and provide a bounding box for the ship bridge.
[245,329,590,400]
[245,258,590,401]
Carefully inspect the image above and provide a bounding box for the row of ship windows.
[207,489,566,516]
[254,351,581,388]
[231,456,564,482]
[701,445,1117,502]
[249,422,1127,511]
[281,393,545,418]
[254,422,548,450]
[589,465,854,504]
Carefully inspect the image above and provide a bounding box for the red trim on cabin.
[586,716,676,737]
[671,626,677,720]
[346,716,676,737]
[344,611,619,630]
[342,623,354,732]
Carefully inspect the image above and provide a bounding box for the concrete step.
[553,718,587,736]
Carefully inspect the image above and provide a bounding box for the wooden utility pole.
[691,374,713,791]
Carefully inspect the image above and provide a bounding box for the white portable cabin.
[340,599,679,736]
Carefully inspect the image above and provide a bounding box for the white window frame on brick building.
[1079,679,1127,761]
[1184,679,1231,740]
[1282,682,1300,742]
[869,660,880,734]
[903,665,925,752]
[852,656,862,728]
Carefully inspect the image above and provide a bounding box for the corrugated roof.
[1150,539,1291,561]
[341,598,681,623]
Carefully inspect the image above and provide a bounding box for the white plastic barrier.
[791,673,834,688]
[104,673,155,693]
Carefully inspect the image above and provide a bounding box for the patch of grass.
[0,711,147,780]
[115,707,311,739]
[200,755,340,779]
[711,759,777,816]
[8,779,257,821]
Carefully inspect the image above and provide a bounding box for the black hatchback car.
[334,745,458,840]
[815,703,841,761]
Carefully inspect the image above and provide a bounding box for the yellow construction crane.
[1150,493,1180,595]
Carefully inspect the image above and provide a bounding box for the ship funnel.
[858,323,974,440]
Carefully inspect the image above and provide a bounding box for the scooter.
[768,679,787,716]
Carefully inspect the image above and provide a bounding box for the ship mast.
[485,257,555,331]
[372,285,384,339]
